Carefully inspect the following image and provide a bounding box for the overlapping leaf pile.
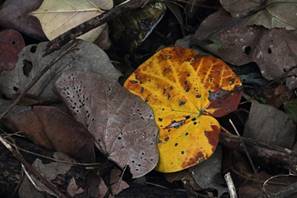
[125,47,242,172]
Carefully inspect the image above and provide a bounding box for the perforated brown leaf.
[55,71,159,178]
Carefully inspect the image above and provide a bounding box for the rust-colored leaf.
[124,47,241,172]
[0,29,25,72]
[4,106,95,162]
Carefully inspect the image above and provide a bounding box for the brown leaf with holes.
[192,10,297,89]
[55,71,159,178]
[0,29,25,73]
[4,106,95,162]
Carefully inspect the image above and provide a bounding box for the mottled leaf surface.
[124,47,241,172]
[0,29,25,73]
[55,71,159,178]
[0,40,120,100]
[193,10,297,89]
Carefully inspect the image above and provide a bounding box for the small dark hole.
[11,41,16,45]
[175,143,178,147]
[13,86,19,92]
[181,151,185,154]
[138,164,141,167]
[243,46,251,55]
[185,132,189,136]
[117,137,122,140]
[132,160,135,163]
[268,47,272,54]
[30,46,37,53]
[23,60,33,77]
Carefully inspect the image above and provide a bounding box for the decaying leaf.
[192,10,297,89]
[32,0,113,41]
[0,29,25,73]
[244,101,296,148]
[19,152,74,197]
[4,106,95,162]
[55,71,159,178]
[0,40,120,100]
[0,0,46,40]
[111,1,166,51]
[124,47,241,173]
[221,0,297,30]
[220,0,264,18]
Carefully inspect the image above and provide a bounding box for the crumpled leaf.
[4,106,95,162]
[32,0,113,41]
[0,29,25,73]
[55,71,159,178]
[192,10,297,89]
[190,146,227,197]
[221,0,297,30]
[111,1,166,51]
[124,47,241,173]
[0,40,121,100]
[244,101,296,148]
[109,168,129,195]
[0,0,46,40]
[19,152,74,198]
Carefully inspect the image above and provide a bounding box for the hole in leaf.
[181,151,185,155]
[243,46,251,55]
[174,143,178,147]
[11,40,16,45]
[30,46,37,53]
[13,86,19,92]
[268,47,272,54]
[23,60,33,77]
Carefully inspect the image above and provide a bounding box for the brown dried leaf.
[192,10,297,89]
[0,0,46,40]
[0,29,25,72]
[4,106,95,162]
[55,71,159,178]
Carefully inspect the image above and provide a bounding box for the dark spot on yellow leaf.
[165,137,169,141]
[181,151,185,154]
[158,118,163,122]
[178,100,186,106]
[174,143,178,146]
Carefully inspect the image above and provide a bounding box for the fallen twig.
[220,132,297,172]
[45,0,151,55]
[224,172,238,198]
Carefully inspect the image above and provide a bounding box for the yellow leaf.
[32,0,113,41]
[124,47,241,172]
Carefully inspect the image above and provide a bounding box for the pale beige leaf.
[32,0,113,41]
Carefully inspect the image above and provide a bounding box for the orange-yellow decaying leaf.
[124,47,241,172]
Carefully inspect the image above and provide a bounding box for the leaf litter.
[1,0,297,197]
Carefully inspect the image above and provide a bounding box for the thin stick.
[0,136,68,197]
[229,119,257,174]
[224,172,238,198]
[45,0,150,55]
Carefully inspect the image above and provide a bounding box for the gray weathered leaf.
[220,0,264,17]
[221,0,297,30]
[244,101,296,148]
[0,40,121,100]
[55,71,159,178]
[192,10,297,89]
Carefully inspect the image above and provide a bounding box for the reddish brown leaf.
[0,29,25,72]
[4,106,95,162]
